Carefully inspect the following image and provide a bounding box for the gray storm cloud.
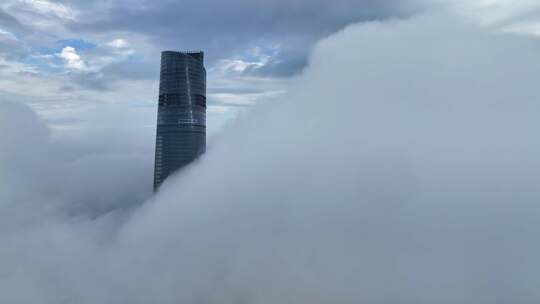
[2,12,540,303]
[68,0,421,76]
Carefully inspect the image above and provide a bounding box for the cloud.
[55,43,134,73]
[7,0,77,20]
[504,21,540,36]
[0,7,26,33]
[57,46,86,70]
[68,0,423,76]
[3,10,540,303]
[0,100,154,220]
[0,0,428,131]
[106,38,129,49]
[426,0,540,31]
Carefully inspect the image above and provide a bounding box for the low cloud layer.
[0,100,154,220]
[2,12,540,303]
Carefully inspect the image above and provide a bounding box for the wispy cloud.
[7,0,77,20]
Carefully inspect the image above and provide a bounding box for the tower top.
[162,50,204,62]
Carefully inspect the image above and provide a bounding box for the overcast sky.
[0,0,429,136]
[1,0,540,136]
[2,0,540,135]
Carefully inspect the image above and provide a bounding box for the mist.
[2,12,540,303]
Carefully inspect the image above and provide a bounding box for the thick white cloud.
[2,11,540,303]
[57,46,86,70]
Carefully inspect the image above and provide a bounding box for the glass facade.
[153,51,206,191]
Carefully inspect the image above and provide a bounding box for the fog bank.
[2,13,540,303]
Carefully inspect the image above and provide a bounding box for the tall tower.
[153,51,206,191]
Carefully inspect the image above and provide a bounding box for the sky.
[0,0,425,136]
[1,0,539,135]
[1,0,540,135]
[2,0,540,303]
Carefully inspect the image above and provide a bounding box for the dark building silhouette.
[153,51,206,191]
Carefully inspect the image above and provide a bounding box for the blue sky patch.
[37,39,97,55]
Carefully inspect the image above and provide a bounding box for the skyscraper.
[153,51,206,191]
